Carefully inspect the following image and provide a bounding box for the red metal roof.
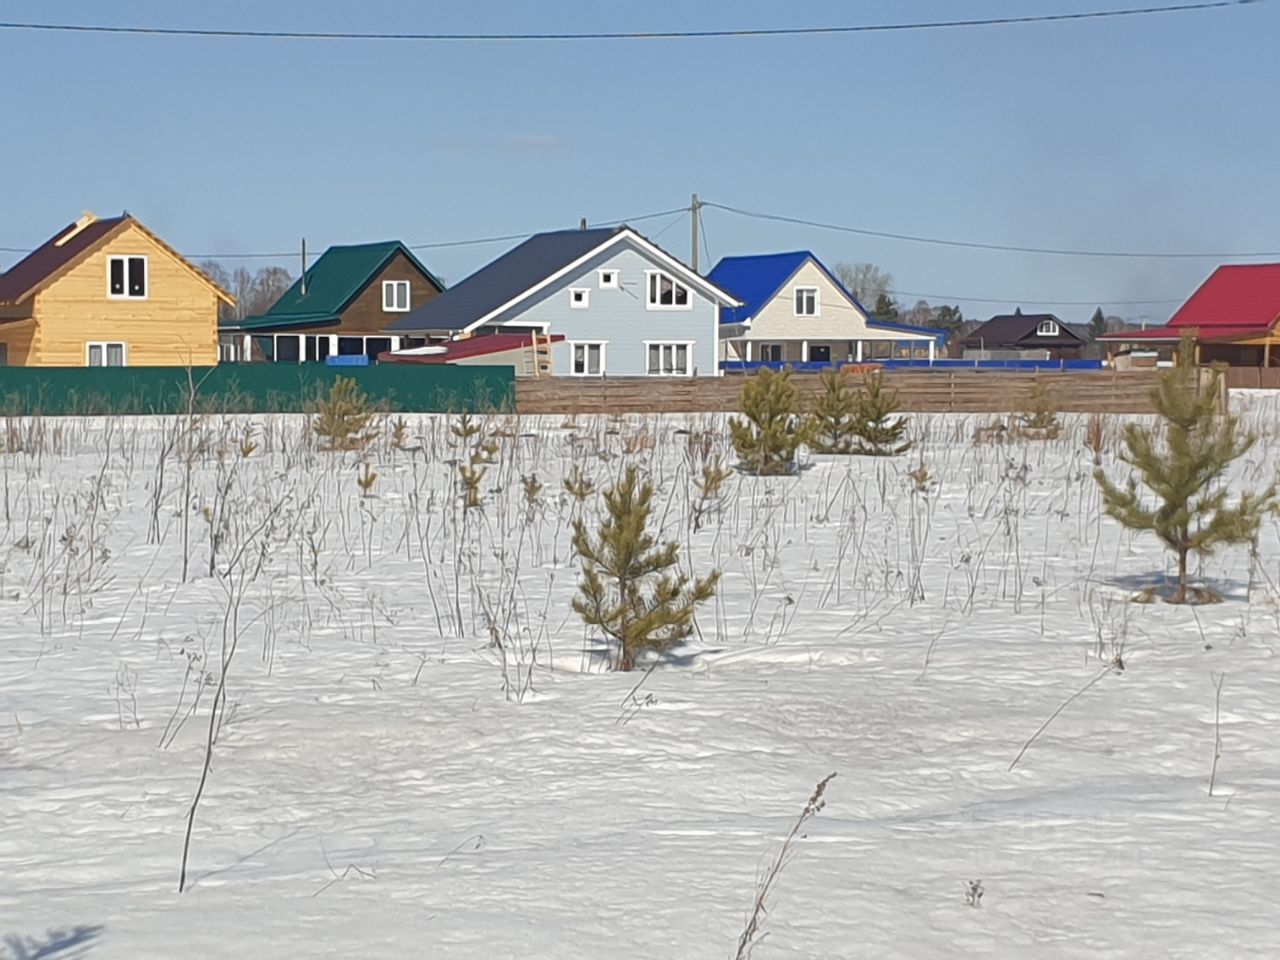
[0,215,128,303]
[379,332,564,364]
[1167,263,1280,331]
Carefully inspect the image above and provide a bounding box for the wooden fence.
[1222,367,1280,391]
[515,369,1173,416]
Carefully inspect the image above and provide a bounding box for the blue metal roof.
[387,227,623,333]
[706,251,947,343]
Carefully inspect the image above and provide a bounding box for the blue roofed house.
[385,226,740,377]
[706,252,946,366]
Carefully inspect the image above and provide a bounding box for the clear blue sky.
[2,0,1277,324]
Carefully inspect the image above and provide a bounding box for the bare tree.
[833,261,893,306]
[196,261,294,322]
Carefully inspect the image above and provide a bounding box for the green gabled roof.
[221,240,444,331]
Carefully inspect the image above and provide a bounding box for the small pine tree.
[852,371,911,456]
[1018,379,1061,439]
[312,376,378,451]
[1095,334,1277,603]
[1089,307,1107,341]
[729,368,807,475]
[572,466,719,671]
[807,368,860,455]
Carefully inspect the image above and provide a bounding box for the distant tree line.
[833,261,966,334]
[197,261,294,322]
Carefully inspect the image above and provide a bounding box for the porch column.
[298,334,305,364]
[391,336,402,353]
[329,335,339,358]
[855,340,863,362]
[928,340,936,364]
[745,341,753,362]
[1265,342,1272,368]
[801,340,809,362]
[242,334,251,363]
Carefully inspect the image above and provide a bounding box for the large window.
[108,256,147,299]
[87,341,127,367]
[646,342,691,376]
[794,287,819,317]
[646,270,691,310]
[382,280,411,312]
[570,341,605,376]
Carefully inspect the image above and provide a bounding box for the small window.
[86,341,127,367]
[108,256,147,299]
[1036,319,1059,336]
[646,342,691,376]
[382,280,411,312]
[646,270,691,310]
[598,269,619,289]
[571,342,605,376]
[794,287,819,317]
[570,288,590,309]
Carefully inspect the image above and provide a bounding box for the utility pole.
[300,238,308,297]
[690,193,702,272]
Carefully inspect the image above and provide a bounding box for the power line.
[888,289,1183,306]
[0,206,689,261]
[0,2,1266,43]
[703,201,1280,260]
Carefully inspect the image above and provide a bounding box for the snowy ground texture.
[4,394,1280,959]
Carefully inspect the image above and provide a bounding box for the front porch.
[218,332,409,364]
[726,336,937,365]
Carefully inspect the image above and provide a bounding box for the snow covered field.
[4,396,1280,959]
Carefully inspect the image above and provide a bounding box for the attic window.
[598,269,619,289]
[108,256,147,299]
[382,280,410,312]
[794,287,819,317]
[570,288,590,309]
[646,270,690,310]
[1036,319,1059,336]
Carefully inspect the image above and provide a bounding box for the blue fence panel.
[721,358,1104,374]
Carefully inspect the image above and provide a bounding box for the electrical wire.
[0,2,1265,43]
[702,201,1280,260]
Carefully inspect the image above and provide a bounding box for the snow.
[4,398,1280,958]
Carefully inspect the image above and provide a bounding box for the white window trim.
[794,286,820,318]
[569,287,590,309]
[1036,320,1060,336]
[382,280,411,312]
[86,341,128,367]
[568,339,607,377]
[644,269,694,312]
[598,269,619,289]
[107,255,148,300]
[643,340,695,377]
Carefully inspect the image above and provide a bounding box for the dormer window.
[108,256,147,299]
[794,287,819,317]
[1036,319,1059,336]
[646,270,690,309]
[382,280,410,312]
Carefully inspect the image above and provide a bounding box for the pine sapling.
[807,367,860,454]
[312,376,378,451]
[853,371,911,456]
[572,465,719,671]
[1017,379,1061,440]
[1095,335,1277,603]
[729,368,807,475]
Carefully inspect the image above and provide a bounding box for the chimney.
[54,211,98,247]
[579,218,587,231]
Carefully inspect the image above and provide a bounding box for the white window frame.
[759,343,785,363]
[569,287,590,309]
[644,269,693,311]
[644,340,694,377]
[382,280,411,312]
[107,255,148,300]
[1036,319,1060,336]
[86,341,128,367]
[794,286,819,317]
[569,340,606,377]
[598,269,619,289]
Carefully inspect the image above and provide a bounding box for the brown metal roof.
[0,215,129,304]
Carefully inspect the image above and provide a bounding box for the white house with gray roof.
[386,226,740,377]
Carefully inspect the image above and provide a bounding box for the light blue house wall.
[480,243,723,377]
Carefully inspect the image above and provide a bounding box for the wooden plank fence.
[1223,367,1280,391]
[515,369,1174,416]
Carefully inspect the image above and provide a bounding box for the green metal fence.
[0,364,516,416]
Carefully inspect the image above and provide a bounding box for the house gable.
[28,219,223,366]
[745,258,873,341]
